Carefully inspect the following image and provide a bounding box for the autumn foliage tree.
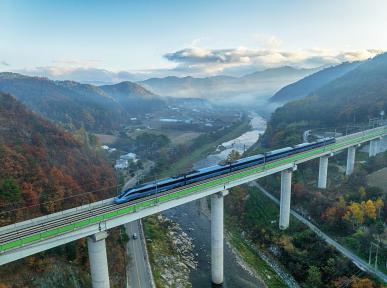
[0,93,115,223]
[343,198,384,229]
[321,196,347,228]
[343,202,364,228]
[351,277,375,288]
[363,200,377,220]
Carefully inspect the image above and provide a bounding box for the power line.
[338,270,364,288]
[0,182,123,217]
[0,176,118,209]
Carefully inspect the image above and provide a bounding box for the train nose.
[114,197,124,204]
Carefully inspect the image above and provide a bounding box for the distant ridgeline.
[0,67,321,132]
[139,66,318,104]
[261,52,387,148]
[0,93,115,223]
[0,73,165,133]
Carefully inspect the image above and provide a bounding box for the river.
[163,113,267,287]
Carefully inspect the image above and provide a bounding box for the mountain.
[0,73,165,133]
[0,92,115,219]
[262,53,387,148]
[270,62,361,103]
[140,67,318,105]
[100,81,165,111]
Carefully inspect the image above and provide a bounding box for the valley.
[0,24,386,288]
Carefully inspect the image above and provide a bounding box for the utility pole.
[116,171,119,195]
[380,110,385,126]
[153,173,158,204]
[369,242,380,269]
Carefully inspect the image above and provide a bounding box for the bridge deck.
[0,126,386,266]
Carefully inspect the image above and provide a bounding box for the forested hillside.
[0,93,115,224]
[0,73,164,133]
[270,61,360,103]
[262,53,387,148]
[241,55,386,288]
[0,93,128,287]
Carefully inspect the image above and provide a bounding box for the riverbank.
[226,222,299,288]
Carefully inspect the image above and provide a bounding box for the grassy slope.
[226,226,287,287]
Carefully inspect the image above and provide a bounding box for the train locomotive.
[114,137,335,204]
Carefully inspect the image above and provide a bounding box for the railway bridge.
[1,125,386,287]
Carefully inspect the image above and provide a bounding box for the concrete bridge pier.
[87,231,110,288]
[279,168,294,230]
[318,156,329,189]
[369,139,379,157]
[346,146,356,175]
[211,190,228,285]
[369,140,374,157]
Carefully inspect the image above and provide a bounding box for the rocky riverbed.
[152,215,198,288]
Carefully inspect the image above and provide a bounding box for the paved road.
[125,220,153,288]
[249,181,387,283]
[123,162,155,288]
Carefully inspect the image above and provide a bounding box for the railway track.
[0,127,385,252]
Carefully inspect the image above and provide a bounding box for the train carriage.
[114,137,335,204]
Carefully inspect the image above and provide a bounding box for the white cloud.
[253,34,283,49]
[9,46,384,83]
[164,46,383,75]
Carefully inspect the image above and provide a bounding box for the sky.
[1,0,387,82]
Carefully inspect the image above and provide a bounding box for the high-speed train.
[114,137,335,204]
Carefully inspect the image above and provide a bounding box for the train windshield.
[118,183,153,198]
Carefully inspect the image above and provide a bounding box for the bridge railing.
[1,125,387,256]
[309,121,387,140]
